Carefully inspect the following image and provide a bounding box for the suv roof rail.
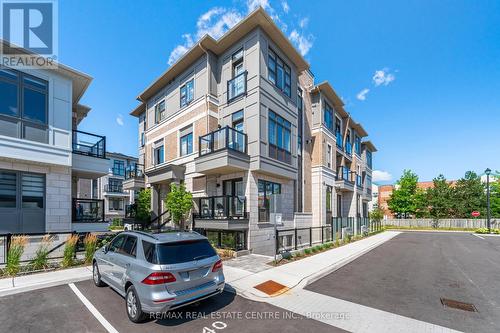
[128,230,158,240]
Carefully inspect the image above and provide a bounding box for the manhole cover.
[440,298,477,312]
[254,280,288,296]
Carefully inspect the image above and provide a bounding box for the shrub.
[345,234,352,243]
[475,228,500,234]
[294,251,303,258]
[315,245,323,252]
[31,235,52,270]
[6,235,28,276]
[84,233,98,264]
[334,238,340,247]
[304,248,312,255]
[62,234,79,268]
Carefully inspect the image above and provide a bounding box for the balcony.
[195,126,250,175]
[71,130,109,178]
[193,195,248,230]
[72,198,104,223]
[227,71,247,102]
[123,164,145,190]
[336,166,354,191]
[104,184,127,196]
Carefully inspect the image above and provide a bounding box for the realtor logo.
[0,0,58,68]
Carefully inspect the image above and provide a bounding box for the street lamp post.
[485,168,491,234]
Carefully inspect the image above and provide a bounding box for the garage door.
[0,170,45,233]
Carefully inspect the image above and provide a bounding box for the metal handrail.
[72,130,106,159]
[198,126,248,157]
[196,195,247,220]
[72,198,105,223]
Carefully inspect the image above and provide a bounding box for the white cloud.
[299,17,309,28]
[356,88,370,101]
[289,29,313,56]
[168,2,314,65]
[281,1,290,13]
[373,170,392,182]
[247,0,271,12]
[116,114,124,126]
[372,68,396,86]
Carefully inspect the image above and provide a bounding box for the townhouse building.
[77,152,138,221]
[129,8,377,255]
[0,41,109,234]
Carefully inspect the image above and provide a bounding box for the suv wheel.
[126,285,146,323]
[93,262,106,287]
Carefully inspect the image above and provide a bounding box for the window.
[112,160,125,176]
[179,126,193,156]
[232,48,244,76]
[0,67,48,143]
[324,102,334,132]
[297,88,303,153]
[0,171,17,208]
[180,79,194,107]
[355,135,361,155]
[152,239,217,264]
[108,234,126,252]
[109,197,124,211]
[232,110,244,132]
[268,111,292,164]
[327,144,332,169]
[366,150,373,169]
[22,173,44,208]
[154,145,164,165]
[258,180,281,222]
[267,49,291,97]
[140,132,145,147]
[154,100,165,124]
[120,236,137,257]
[326,186,332,213]
[142,241,158,264]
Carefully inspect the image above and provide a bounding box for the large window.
[154,100,165,124]
[232,110,244,132]
[180,79,194,107]
[154,145,164,165]
[112,160,125,176]
[109,198,124,211]
[267,49,291,97]
[355,135,361,155]
[366,150,373,169]
[179,125,193,156]
[0,67,48,143]
[0,171,44,208]
[258,180,281,222]
[324,102,334,132]
[0,171,17,207]
[268,111,292,164]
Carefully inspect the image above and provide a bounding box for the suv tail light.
[142,272,176,285]
[212,259,223,272]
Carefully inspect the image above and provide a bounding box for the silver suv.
[92,231,225,322]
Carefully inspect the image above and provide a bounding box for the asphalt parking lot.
[306,232,500,333]
[0,280,343,333]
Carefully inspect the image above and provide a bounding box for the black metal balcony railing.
[227,71,247,102]
[337,166,353,183]
[104,184,124,193]
[72,130,106,159]
[72,198,104,223]
[125,164,144,180]
[199,126,248,157]
[196,195,247,220]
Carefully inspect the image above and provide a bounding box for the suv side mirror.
[103,244,110,253]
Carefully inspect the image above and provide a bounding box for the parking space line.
[472,234,485,240]
[68,283,119,333]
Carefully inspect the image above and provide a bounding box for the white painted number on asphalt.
[203,321,227,333]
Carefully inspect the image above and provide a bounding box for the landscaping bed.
[269,229,386,267]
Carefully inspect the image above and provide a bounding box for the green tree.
[136,188,151,223]
[387,169,419,218]
[490,181,500,218]
[369,207,384,222]
[414,188,430,218]
[164,183,193,230]
[453,171,485,218]
[427,175,455,222]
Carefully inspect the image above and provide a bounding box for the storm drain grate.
[254,280,289,296]
[440,298,477,312]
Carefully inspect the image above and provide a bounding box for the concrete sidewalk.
[0,231,399,299]
[0,266,92,297]
[224,231,401,301]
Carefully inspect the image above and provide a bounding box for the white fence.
[382,218,500,229]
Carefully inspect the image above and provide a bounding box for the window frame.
[267,49,292,98]
[268,110,292,164]
[323,101,334,133]
[154,99,165,124]
[180,132,193,156]
[0,67,49,143]
[258,179,282,222]
[232,110,244,132]
[153,145,164,165]
[180,79,194,108]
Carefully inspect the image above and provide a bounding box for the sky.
[58,0,500,184]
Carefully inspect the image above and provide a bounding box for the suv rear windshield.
[142,239,217,265]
